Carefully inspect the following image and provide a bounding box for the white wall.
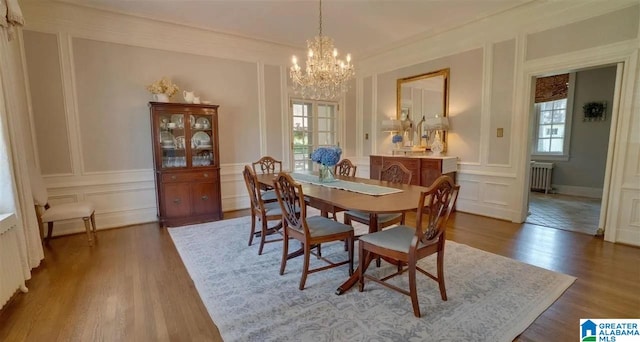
[357,1,640,245]
[18,1,640,246]
[18,1,309,235]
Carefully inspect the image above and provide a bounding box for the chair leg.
[258,217,267,255]
[343,215,352,251]
[316,244,322,258]
[248,213,256,246]
[299,242,311,290]
[408,259,420,317]
[375,222,381,267]
[348,235,354,276]
[83,217,94,247]
[47,222,53,240]
[90,213,97,241]
[358,247,366,292]
[47,222,54,241]
[280,230,289,275]
[437,251,448,301]
[36,213,44,241]
[375,243,382,268]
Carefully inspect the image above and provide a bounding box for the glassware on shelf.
[192,154,212,167]
[162,156,187,168]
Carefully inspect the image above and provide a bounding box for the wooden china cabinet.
[149,102,222,227]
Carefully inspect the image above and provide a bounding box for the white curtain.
[0,0,44,276]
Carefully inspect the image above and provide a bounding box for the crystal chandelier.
[290,0,355,100]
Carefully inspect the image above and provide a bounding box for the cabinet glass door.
[158,113,187,168]
[189,114,215,167]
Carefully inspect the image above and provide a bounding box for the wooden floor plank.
[0,210,638,341]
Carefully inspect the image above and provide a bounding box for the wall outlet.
[365,133,369,140]
[497,128,504,137]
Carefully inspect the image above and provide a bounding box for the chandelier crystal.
[290,0,354,100]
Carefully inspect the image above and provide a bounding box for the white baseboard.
[551,184,603,198]
[50,208,158,237]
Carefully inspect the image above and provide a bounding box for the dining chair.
[242,165,284,254]
[273,172,354,290]
[30,168,97,246]
[344,161,413,232]
[252,156,282,202]
[358,175,459,317]
[334,159,357,177]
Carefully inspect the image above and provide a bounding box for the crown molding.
[21,1,297,66]
[359,1,638,76]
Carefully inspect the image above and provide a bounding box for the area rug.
[169,216,575,342]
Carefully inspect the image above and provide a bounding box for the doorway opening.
[525,64,619,236]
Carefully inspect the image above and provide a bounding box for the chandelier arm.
[319,0,322,37]
[290,0,354,100]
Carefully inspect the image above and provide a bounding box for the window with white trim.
[532,73,574,159]
[534,99,567,154]
[291,99,339,172]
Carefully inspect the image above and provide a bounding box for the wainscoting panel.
[453,172,517,221]
[353,157,370,179]
[352,160,519,222]
[457,179,480,202]
[43,164,256,236]
[45,171,158,236]
[220,163,249,212]
[483,182,510,206]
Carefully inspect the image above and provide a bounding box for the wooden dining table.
[255,172,430,295]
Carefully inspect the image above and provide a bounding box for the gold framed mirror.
[396,68,449,150]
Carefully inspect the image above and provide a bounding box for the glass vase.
[318,164,336,183]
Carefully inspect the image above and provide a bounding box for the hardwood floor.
[1,210,638,341]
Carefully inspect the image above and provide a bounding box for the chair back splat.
[358,175,459,317]
[417,176,458,243]
[273,172,305,233]
[251,156,282,203]
[344,161,412,235]
[334,159,357,177]
[273,172,354,290]
[380,162,412,184]
[242,165,284,254]
[252,156,282,175]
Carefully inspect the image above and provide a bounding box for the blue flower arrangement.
[311,146,342,166]
[392,134,403,144]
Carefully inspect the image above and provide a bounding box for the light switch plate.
[497,128,504,137]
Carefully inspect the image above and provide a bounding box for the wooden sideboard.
[369,155,457,187]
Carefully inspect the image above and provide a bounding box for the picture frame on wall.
[583,101,606,122]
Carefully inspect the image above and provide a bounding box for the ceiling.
[58,0,532,58]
